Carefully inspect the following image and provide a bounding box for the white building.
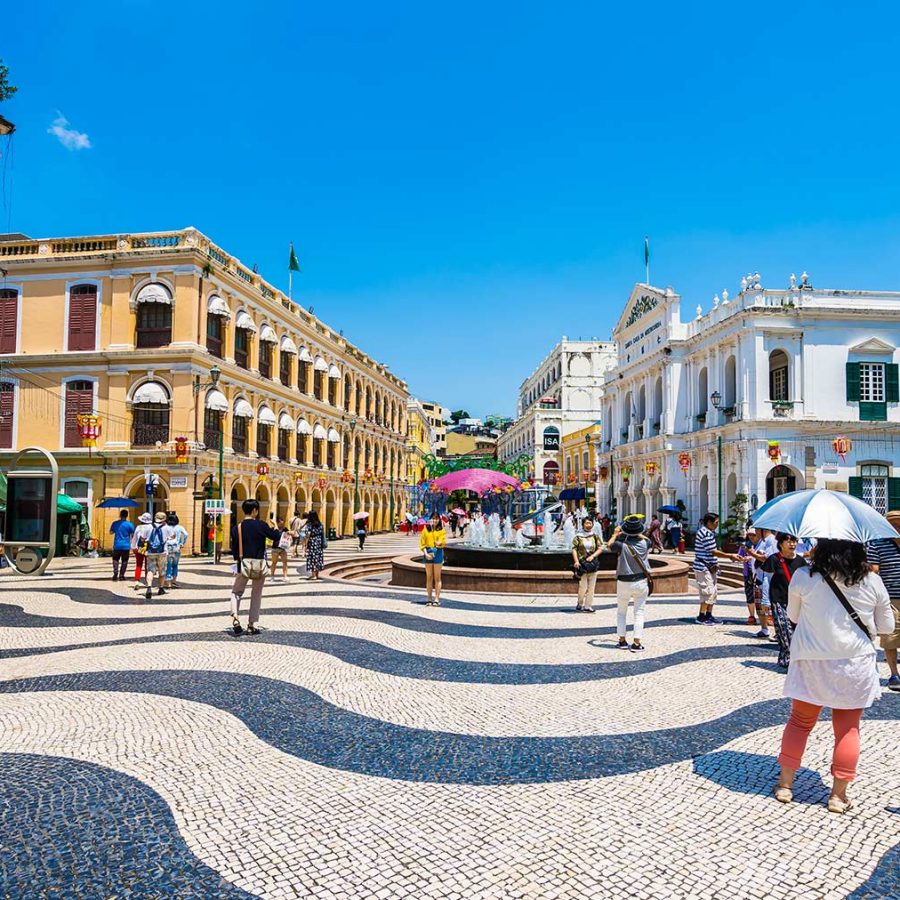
[594,275,900,525]
[498,338,617,484]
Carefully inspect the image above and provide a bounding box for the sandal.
[245,624,261,635]
[827,796,852,814]
[231,615,243,636]
[773,785,793,804]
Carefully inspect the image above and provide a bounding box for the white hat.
[139,512,152,524]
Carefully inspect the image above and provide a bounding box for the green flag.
[288,242,301,272]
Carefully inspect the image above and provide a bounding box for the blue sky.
[4,1,900,415]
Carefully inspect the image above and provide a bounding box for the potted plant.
[722,493,748,552]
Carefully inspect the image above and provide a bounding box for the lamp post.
[193,364,223,557]
[348,417,359,514]
[710,390,723,539]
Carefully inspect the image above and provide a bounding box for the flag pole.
[289,268,292,301]
[644,235,650,285]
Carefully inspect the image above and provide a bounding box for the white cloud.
[48,114,92,150]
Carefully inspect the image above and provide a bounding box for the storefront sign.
[170,476,189,489]
[204,499,229,516]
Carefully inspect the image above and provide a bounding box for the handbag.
[822,573,873,640]
[278,531,292,551]
[624,540,655,596]
[238,520,269,580]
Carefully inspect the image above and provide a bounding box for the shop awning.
[327,427,341,443]
[278,412,295,430]
[207,294,231,318]
[296,418,312,435]
[233,398,253,418]
[558,487,586,501]
[135,283,172,305]
[328,363,341,379]
[297,346,312,363]
[259,324,277,343]
[205,389,228,412]
[258,405,277,426]
[280,335,298,354]
[132,382,170,405]
[235,311,257,332]
[314,356,328,372]
[313,423,327,440]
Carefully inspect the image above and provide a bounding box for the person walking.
[737,527,759,625]
[761,533,808,668]
[289,511,305,558]
[604,515,653,651]
[774,539,896,813]
[356,517,368,551]
[133,511,172,600]
[571,515,602,613]
[694,513,739,625]
[449,514,458,538]
[420,512,446,606]
[867,509,900,691]
[304,510,326,580]
[667,514,683,554]
[229,499,280,635]
[109,509,135,581]
[270,517,292,582]
[163,513,188,588]
[131,511,151,584]
[647,515,664,554]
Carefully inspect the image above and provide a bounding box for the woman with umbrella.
[658,505,682,553]
[755,491,896,813]
[354,512,368,551]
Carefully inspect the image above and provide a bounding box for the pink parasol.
[429,468,521,494]
[451,507,466,515]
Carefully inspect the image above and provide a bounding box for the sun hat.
[139,512,152,524]
[622,514,645,536]
[154,511,168,524]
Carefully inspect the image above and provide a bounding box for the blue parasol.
[97,497,140,508]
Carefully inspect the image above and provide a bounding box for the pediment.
[613,284,669,336]
[848,337,895,355]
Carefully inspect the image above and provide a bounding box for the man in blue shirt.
[868,509,900,691]
[109,509,135,581]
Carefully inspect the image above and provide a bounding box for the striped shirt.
[867,538,900,598]
[693,525,718,572]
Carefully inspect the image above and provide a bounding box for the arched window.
[769,350,789,402]
[232,399,252,455]
[0,288,18,353]
[724,356,737,409]
[0,381,14,448]
[64,379,95,448]
[135,284,173,348]
[203,389,227,451]
[68,284,98,351]
[697,367,709,420]
[653,378,663,429]
[131,381,170,447]
[542,460,560,485]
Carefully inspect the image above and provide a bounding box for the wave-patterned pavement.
[1,539,898,899]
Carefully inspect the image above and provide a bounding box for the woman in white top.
[774,539,895,813]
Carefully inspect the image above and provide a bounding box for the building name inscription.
[624,320,662,349]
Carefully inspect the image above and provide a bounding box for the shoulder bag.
[238,520,270,580]
[624,540,654,596]
[822,573,872,640]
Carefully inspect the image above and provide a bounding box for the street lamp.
[194,364,224,557]
[348,417,360,514]
[710,390,723,539]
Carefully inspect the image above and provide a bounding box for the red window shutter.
[0,292,17,353]
[69,286,97,351]
[0,383,13,448]
[64,384,93,448]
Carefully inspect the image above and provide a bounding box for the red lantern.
[767,441,780,463]
[76,413,101,448]
[294,471,305,485]
[622,465,632,485]
[341,469,353,484]
[832,435,852,463]
[377,469,386,485]
[256,462,269,481]
[599,465,609,482]
[644,461,658,477]
[174,435,189,464]
[678,452,691,473]
[363,467,374,484]
[317,476,327,490]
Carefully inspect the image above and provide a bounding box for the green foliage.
[0,60,17,103]
[723,493,749,541]
[449,409,470,423]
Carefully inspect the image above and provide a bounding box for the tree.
[449,409,470,424]
[0,59,17,103]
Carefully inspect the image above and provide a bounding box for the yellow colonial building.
[560,422,601,505]
[0,228,409,550]
[406,398,435,484]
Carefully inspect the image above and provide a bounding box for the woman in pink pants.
[774,539,895,813]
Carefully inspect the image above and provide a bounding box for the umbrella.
[417,517,427,525]
[97,497,140,508]
[429,468,521,494]
[405,512,416,522]
[352,511,370,520]
[451,507,466,515]
[750,489,898,543]
[658,505,681,516]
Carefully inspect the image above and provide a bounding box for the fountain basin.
[390,546,690,595]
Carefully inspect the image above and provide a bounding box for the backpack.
[147,525,166,555]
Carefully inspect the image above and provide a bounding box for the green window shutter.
[846,362,860,402]
[889,478,900,512]
[886,363,899,403]
[848,476,863,499]
[860,401,887,421]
